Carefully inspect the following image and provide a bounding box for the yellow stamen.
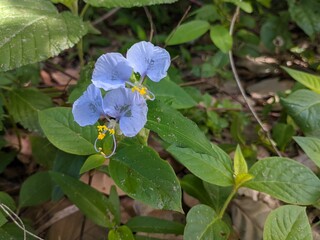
[132,86,147,96]
[98,132,106,140]
[97,125,107,132]
[108,129,115,135]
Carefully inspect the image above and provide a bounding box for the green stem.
[218,187,237,219]
[80,3,90,18]
[77,39,85,68]
[71,1,78,15]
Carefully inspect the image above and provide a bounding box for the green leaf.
[109,144,182,212]
[224,0,252,13]
[84,0,178,8]
[50,171,114,228]
[184,204,230,240]
[39,107,97,155]
[294,136,320,168]
[166,20,210,45]
[287,0,320,38]
[108,226,134,240]
[146,100,230,157]
[202,182,232,213]
[282,66,320,94]
[281,89,320,137]
[210,25,233,53]
[0,152,15,174]
[245,157,320,205]
[146,77,196,109]
[109,186,121,226]
[51,0,77,10]
[7,88,53,133]
[19,172,53,208]
[167,146,233,186]
[79,154,106,174]
[257,0,271,7]
[0,0,87,72]
[180,174,212,206]
[126,216,184,235]
[30,136,57,168]
[0,192,16,211]
[234,145,248,176]
[263,205,312,240]
[271,123,295,151]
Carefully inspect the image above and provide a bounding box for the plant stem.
[77,39,85,68]
[80,3,90,18]
[218,187,237,219]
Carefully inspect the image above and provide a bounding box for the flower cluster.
[72,41,170,157]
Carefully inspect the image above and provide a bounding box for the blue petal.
[92,53,132,91]
[103,88,148,137]
[72,84,104,126]
[126,41,170,82]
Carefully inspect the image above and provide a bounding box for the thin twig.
[228,6,282,157]
[164,5,192,48]
[0,203,44,240]
[144,6,155,42]
[92,8,121,26]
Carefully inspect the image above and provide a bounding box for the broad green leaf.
[79,154,106,174]
[271,123,295,151]
[0,0,87,72]
[166,20,210,45]
[180,174,213,206]
[146,77,196,109]
[126,216,184,235]
[294,136,320,168]
[281,89,320,137]
[84,0,178,8]
[282,66,320,93]
[109,186,121,226]
[287,0,320,38]
[0,223,35,240]
[39,107,97,155]
[50,171,114,228]
[146,100,230,158]
[210,25,233,53]
[264,205,312,240]
[109,144,182,212]
[184,204,230,240]
[245,157,320,205]
[30,136,57,168]
[203,182,232,213]
[0,152,15,174]
[0,213,6,227]
[257,0,271,7]
[224,0,252,13]
[108,226,134,240]
[7,88,53,133]
[19,172,52,208]
[234,145,247,176]
[167,146,233,186]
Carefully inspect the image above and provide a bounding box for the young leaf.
[146,77,196,109]
[79,154,106,174]
[271,123,295,151]
[19,172,53,208]
[184,204,230,240]
[263,205,312,240]
[167,146,233,187]
[39,107,97,155]
[245,157,320,205]
[166,20,210,45]
[282,66,320,93]
[0,0,87,72]
[7,88,53,133]
[224,0,253,13]
[84,0,178,8]
[50,171,114,228]
[281,89,320,137]
[294,136,320,168]
[126,216,184,235]
[108,225,134,240]
[234,145,248,176]
[109,144,182,212]
[210,25,233,53]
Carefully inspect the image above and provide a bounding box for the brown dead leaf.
[4,130,31,164]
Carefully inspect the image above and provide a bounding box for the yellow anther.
[108,129,115,135]
[98,132,106,140]
[97,125,107,132]
[139,87,147,95]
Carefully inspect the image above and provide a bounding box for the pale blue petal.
[92,53,132,91]
[119,102,148,137]
[126,41,154,78]
[126,41,170,82]
[72,84,104,126]
[103,87,131,119]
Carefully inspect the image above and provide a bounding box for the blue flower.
[72,84,104,127]
[92,41,170,91]
[103,87,148,137]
